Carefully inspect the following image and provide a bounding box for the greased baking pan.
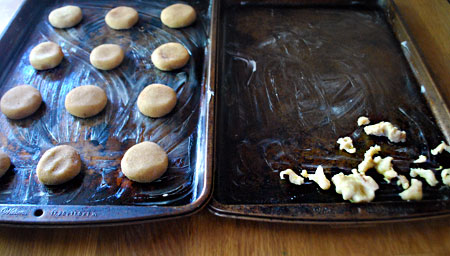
[209,0,450,223]
[0,0,214,226]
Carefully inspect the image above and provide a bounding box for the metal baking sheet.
[0,0,213,226]
[209,0,450,223]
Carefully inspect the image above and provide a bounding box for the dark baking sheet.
[0,0,213,225]
[210,0,450,222]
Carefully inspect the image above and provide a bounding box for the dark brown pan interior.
[214,4,450,207]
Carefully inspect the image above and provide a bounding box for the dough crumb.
[431,141,450,155]
[302,166,331,190]
[396,175,410,189]
[280,169,304,186]
[337,137,356,154]
[357,145,381,174]
[413,155,427,163]
[410,168,438,186]
[357,116,370,126]
[331,169,379,203]
[373,156,398,182]
[399,179,422,201]
[442,169,450,186]
[300,169,308,178]
[364,121,406,143]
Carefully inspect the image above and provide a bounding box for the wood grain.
[394,0,450,106]
[0,0,449,255]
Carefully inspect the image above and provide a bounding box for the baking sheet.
[0,0,212,225]
[211,0,450,222]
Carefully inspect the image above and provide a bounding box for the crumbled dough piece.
[302,166,330,190]
[331,169,379,203]
[300,169,308,178]
[280,169,304,186]
[399,179,422,201]
[337,137,356,154]
[396,175,410,189]
[373,156,398,182]
[413,155,427,163]
[410,168,438,186]
[364,121,406,143]
[357,116,370,126]
[431,141,450,155]
[442,169,450,186]
[357,145,381,174]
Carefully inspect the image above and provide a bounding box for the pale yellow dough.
[48,5,83,28]
[0,85,42,119]
[29,42,64,70]
[161,3,197,28]
[90,44,124,70]
[137,84,177,118]
[121,142,169,183]
[105,6,138,30]
[36,145,82,185]
[151,42,190,71]
[65,85,107,118]
[0,151,11,178]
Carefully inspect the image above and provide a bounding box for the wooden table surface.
[0,0,449,255]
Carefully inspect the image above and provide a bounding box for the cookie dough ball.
[121,141,168,183]
[90,44,124,70]
[48,5,83,28]
[105,6,139,30]
[36,145,82,185]
[1,85,42,119]
[65,85,107,118]
[0,151,11,178]
[161,3,196,28]
[151,42,190,71]
[29,42,64,70]
[137,84,177,118]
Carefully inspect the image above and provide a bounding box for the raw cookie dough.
[105,6,138,30]
[151,42,190,71]
[0,151,11,178]
[90,44,124,70]
[137,84,177,118]
[0,85,42,119]
[160,3,196,28]
[29,42,64,70]
[48,5,83,28]
[121,141,169,183]
[65,85,107,118]
[36,145,82,185]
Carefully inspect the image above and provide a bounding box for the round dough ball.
[161,3,196,28]
[121,141,168,183]
[105,6,139,30]
[36,145,82,185]
[0,85,42,119]
[90,44,124,70]
[137,84,177,118]
[0,151,11,178]
[151,42,190,71]
[29,42,64,70]
[48,5,83,28]
[65,85,107,118]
